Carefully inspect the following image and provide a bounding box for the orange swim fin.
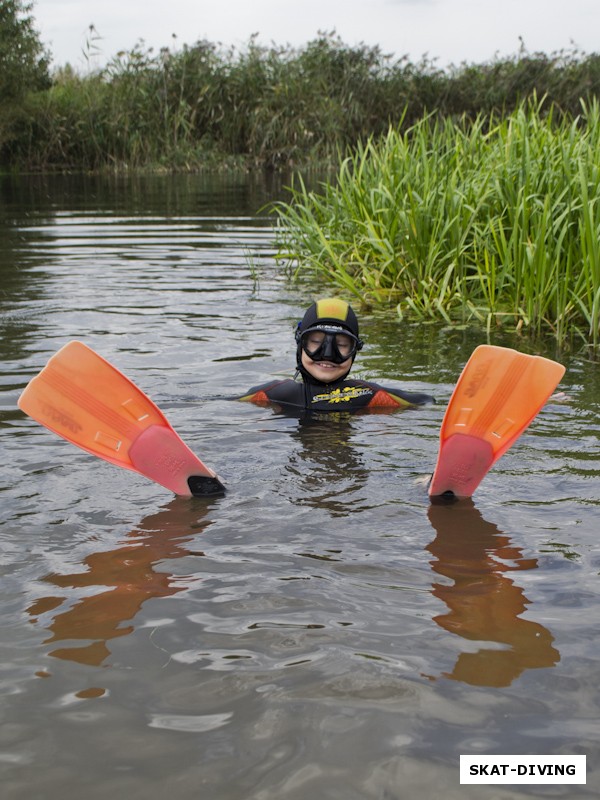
[429,345,565,498]
[18,341,225,497]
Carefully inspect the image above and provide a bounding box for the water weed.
[274,99,600,349]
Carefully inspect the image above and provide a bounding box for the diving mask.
[296,324,363,364]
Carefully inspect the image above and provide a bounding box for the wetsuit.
[239,377,434,412]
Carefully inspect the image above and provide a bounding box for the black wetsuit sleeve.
[364,383,435,408]
[237,380,286,403]
[237,379,308,409]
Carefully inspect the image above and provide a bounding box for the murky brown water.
[1,173,599,798]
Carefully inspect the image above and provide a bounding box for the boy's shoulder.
[238,378,303,406]
[351,378,435,408]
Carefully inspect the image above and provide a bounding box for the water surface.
[1,173,599,799]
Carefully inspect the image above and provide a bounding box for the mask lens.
[334,333,354,359]
[302,330,324,356]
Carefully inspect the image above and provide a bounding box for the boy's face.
[300,348,353,383]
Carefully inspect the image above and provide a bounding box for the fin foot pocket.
[188,475,226,497]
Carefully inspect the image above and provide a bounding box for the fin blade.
[429,345,565,497]
[18,341,224,496]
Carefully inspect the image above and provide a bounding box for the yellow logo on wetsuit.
[311,386,373,404]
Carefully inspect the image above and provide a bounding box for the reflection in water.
[279,410,374,516]
[426,500,560,687]
[27,500,213,667]
[289,413,367,515]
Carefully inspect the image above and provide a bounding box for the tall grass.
[3,34,600,171]
[274,99,600,349]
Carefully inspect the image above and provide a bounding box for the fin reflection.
[28,500,213,667]
[426,499,560,687]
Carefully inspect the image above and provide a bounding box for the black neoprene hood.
[296,298,361,338]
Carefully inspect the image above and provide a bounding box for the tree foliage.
[0,0,50,103]
[3,30,600,171]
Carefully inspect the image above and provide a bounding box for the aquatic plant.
[274,99,600,349]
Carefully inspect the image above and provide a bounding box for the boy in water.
[240,297,434,412]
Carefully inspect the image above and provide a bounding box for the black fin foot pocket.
[187,475,226,497]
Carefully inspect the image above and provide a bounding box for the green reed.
[274,99,600,348]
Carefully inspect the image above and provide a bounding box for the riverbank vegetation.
[2,25,600,172]
[275,99,600,349]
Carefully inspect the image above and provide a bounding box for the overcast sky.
[33,0,599,71]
